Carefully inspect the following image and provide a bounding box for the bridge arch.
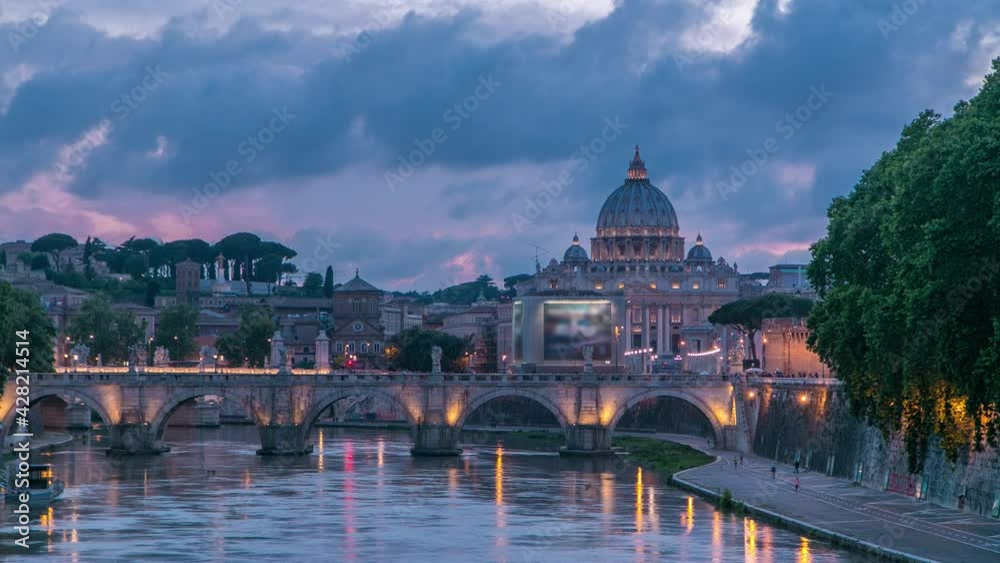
[299,389,418,443]
[1,388,115,440]
[150,389,253,440]
[606,389,724,445]
[455,388,570,431]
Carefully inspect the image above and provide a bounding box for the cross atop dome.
[696,233,704,245]
[572,233,580,245]
[627,145,647,180]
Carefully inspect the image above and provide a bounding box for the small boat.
[2,464,65,503]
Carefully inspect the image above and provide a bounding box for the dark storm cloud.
[1,0,996,287]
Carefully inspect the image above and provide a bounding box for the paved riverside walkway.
[658,434,1000,563]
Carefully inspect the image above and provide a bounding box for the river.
[1,426,871,562]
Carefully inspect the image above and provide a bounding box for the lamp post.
[501,354,507,374]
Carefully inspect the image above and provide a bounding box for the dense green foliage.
[390,274,517,305]
[388,327,469,372]
[216,305,276,368]
[302,272,323,294]
[0,282,56,389]
[808,60,1000,470]
[611,436,713,478]
[67,293,145,364]
[707,294,814,360]
[31,232,78,272]
[323,266,335,298]
[154,305,199,361]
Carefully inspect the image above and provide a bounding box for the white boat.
[2,463,65,503]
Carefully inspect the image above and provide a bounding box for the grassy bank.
[611,436,713,478]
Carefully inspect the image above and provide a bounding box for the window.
[617,282,625,289]
[594,282,604,290]
[362,341,370,353]
[692,281,701,290]
[335,341,343,353]
[717,279,727,289]
[670,280,681,290]
[352,299,361,314]
[670,309,682,324]
[649,283,656,289]
[373,342,381,353]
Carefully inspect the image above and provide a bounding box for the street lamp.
[501,354,507,374]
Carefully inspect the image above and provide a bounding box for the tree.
[155,305,199,361]
[31,233,78,273]
[807,59,1000,470]
[323,266,335,298]
[67,294,145,364]
[216,305,276,368]
[255,254,283,294]
[503,273,532,296]
[389,327,469,372]
[30,253,50,271]
[302,272,323,295]
[708,294,813,361]
[82,237,96,280]
[216,233,262,295]
[0,281,56,389]
[280,262,298,285]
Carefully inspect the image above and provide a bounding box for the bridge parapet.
[6,371,746,457]
[31,371,736,387]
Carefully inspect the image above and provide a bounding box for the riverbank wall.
[749,380,1000,518]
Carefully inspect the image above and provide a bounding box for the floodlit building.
[514,147,744,373]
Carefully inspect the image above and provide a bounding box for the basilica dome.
[563,234,589,263]
[686,234,712,262]
[590,147,685,263]
[595,147,679,237]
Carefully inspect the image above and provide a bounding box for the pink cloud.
[772,162,816,196]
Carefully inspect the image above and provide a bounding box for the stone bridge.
[2,369,754,456]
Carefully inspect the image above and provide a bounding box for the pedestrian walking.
[794,477,800,493]
[794,460,800,474]
[739,454,745,466]
[734,456,739,469]
[770,466,776,480]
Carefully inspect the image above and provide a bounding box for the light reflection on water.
[0,426,868,562]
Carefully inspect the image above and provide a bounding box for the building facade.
[330,270,385,367]
[515,147,743,373]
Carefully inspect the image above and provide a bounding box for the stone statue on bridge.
[277,345,292,374]
[199,346,217,371]
[153,346,169,367]
[69,343,91,367]
[431,345,442,374]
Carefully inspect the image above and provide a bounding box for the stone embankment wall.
[750,381,1000,518]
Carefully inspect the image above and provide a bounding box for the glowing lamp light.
[747,391,756,399]
[799,394,809,403]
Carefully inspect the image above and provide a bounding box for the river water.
[2,426,871,562]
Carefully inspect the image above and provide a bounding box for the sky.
[0,0,997,291]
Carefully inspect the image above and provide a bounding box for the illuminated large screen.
[543,302,613,361]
